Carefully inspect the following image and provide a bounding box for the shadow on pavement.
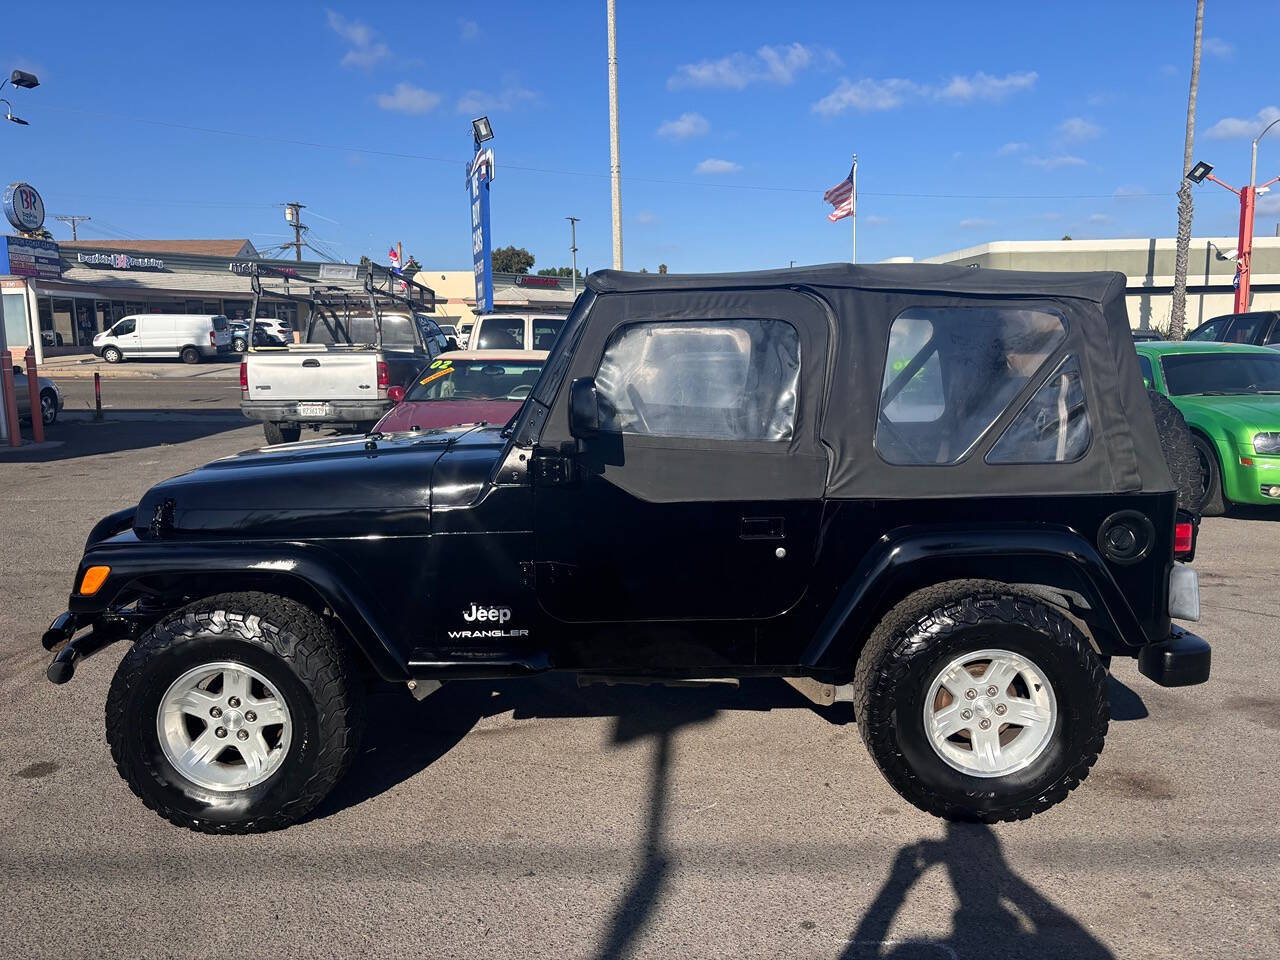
[0,410,254,462]
[1225,505,1280,522]
[840,822,1114,959]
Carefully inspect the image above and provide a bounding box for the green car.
[1135,340,1280,513]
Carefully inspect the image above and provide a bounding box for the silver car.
[11,365,63,425]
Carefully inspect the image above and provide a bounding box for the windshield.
[1161,352,1280,395]
[405,357,546,401]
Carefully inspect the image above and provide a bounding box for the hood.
[374,398,521,433]
[1176,393,1280,434]
[136,426,480,539]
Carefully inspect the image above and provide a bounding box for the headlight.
[1254,433,1280,454]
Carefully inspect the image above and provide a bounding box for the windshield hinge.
[530,452,573,486]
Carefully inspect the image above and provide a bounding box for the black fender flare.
[69,534,410,681]
[802,526,1157,670]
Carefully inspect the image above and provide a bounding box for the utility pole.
[566,216,580,298]
[1170,0,1204,339]
[284,202,306,261]
[606,0,623,269]
[55,215,90,241]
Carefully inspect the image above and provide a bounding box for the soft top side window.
[875,306,1067,465]
[594,318,800,442]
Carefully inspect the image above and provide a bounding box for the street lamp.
[1187,121,1280,313]
[0,68,38,127]
[1,99,28,125]
[566,216,580,299]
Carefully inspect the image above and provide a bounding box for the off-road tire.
[102,346,122,364]
[263,421,301,445]
[1192,434,1228,516]
[854,588,1109,823]
[105,592,363,833]
[180,346,201,364]
[1147,389,1202,513]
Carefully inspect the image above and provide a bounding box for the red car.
[374,350,548,432]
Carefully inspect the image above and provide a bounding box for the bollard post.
[94,371,103,421]
[1,350,20,447]
[24,352,44,444]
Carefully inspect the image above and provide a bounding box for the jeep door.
[531,288,830,664]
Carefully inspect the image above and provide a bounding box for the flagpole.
[851,154,858,264]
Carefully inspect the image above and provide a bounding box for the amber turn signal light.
[79,565,111,596]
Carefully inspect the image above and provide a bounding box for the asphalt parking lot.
[2,409,1278,959]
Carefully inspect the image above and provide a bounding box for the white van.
[469,313,567,352]
[93,314,233,364]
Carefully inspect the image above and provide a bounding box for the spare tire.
[1147,389,1203,514]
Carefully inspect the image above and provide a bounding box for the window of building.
[875,306,1067,465]
[594,319,800,441]
[986,356,1092,463]
[50,298,74,348]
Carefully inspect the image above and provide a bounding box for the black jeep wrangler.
[43,263,1208,833]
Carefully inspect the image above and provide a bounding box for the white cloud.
[1258,192,1280,215]
[1026,154,1087,169]
[1057,116,1102,142]
[1113,185,1145,197]
[997,141,1029,156]
[326,10,391,68]
[456,85,538,114]
[812,70,1036,115]
[458,18,479,40]
[668,43,835,90]
[937,70,1037,102]
[1160,63,1178,76]
[657,112,710,140]
[1088,213,1111,223]
[1203,37,1234,59]
[862,214,889,226]
[376,83,440,114]
[1206,105,1280,139]
[958,217,995,228]
[634,210,658,224]
[695,158,742,174]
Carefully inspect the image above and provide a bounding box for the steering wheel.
[627,384,653,433]
[504,384,533,401]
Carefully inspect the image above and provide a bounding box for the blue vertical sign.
[469,149,494,315]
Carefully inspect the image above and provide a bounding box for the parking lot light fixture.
[1186,161,1213,183]
[2,100,28,125]
[472,116,493,147]
[7,69,39,89]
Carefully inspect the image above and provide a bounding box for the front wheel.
[102,346,122,364]
[105,592,363,833]
[854,591,1109,823]
[233,336,248,353]
[40,389,58,425]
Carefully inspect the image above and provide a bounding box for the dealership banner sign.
[1,234,61,279]
[468,148,494,315]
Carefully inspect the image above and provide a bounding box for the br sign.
[3,182,45,233]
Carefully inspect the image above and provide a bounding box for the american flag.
[824,161,857,222]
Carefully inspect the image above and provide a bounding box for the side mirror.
[388,385,405,405]
[446,337,459,352]
[568,377,600,438]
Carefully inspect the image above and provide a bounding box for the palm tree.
[1170,0,1205,340]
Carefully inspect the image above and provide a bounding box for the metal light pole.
[606,0,623,269]
[566,216,580,298]
[1188,116,1280,314]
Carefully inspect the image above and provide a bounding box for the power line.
[40,104,1174,203]
[54,214,91,240]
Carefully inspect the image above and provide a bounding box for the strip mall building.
[0,238,579,361]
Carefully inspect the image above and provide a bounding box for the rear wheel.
[1192,434,1227,516]
[233,336,247,353]
[102,346,122,364]
[263,422,301,445]
[180,346,201,364]
[854,590,1109,822]
[105,592,363,833]
[39,389,57,425]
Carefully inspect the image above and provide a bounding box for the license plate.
[297,402,329,418]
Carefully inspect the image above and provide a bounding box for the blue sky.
[4,0,1280,274]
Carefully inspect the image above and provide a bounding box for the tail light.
[239,360,248,398]
[377,361,389,395]
[1174,510,1198,561]
[210,330,217,346]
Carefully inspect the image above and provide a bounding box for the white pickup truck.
[241,310,451,444]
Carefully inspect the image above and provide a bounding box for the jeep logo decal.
[462,603,512,624]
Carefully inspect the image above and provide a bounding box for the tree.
[403,255,422,275]
[1060,235,1073,241]
[1170,0,1205,341]
[536,266,583,280]
[658,263,668,274]
[358,255,372,269]
[492,246,534,274]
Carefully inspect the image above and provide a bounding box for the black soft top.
[560,263,1170,501]
[586,262,1126,303]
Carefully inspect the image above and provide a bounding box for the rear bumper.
[1138,627,1211,687]
[240,400,390,425]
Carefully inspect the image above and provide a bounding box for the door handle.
[740,516,784,540]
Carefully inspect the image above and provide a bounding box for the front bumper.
[1226,447,1280,505]
[1138,627,1211,687]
